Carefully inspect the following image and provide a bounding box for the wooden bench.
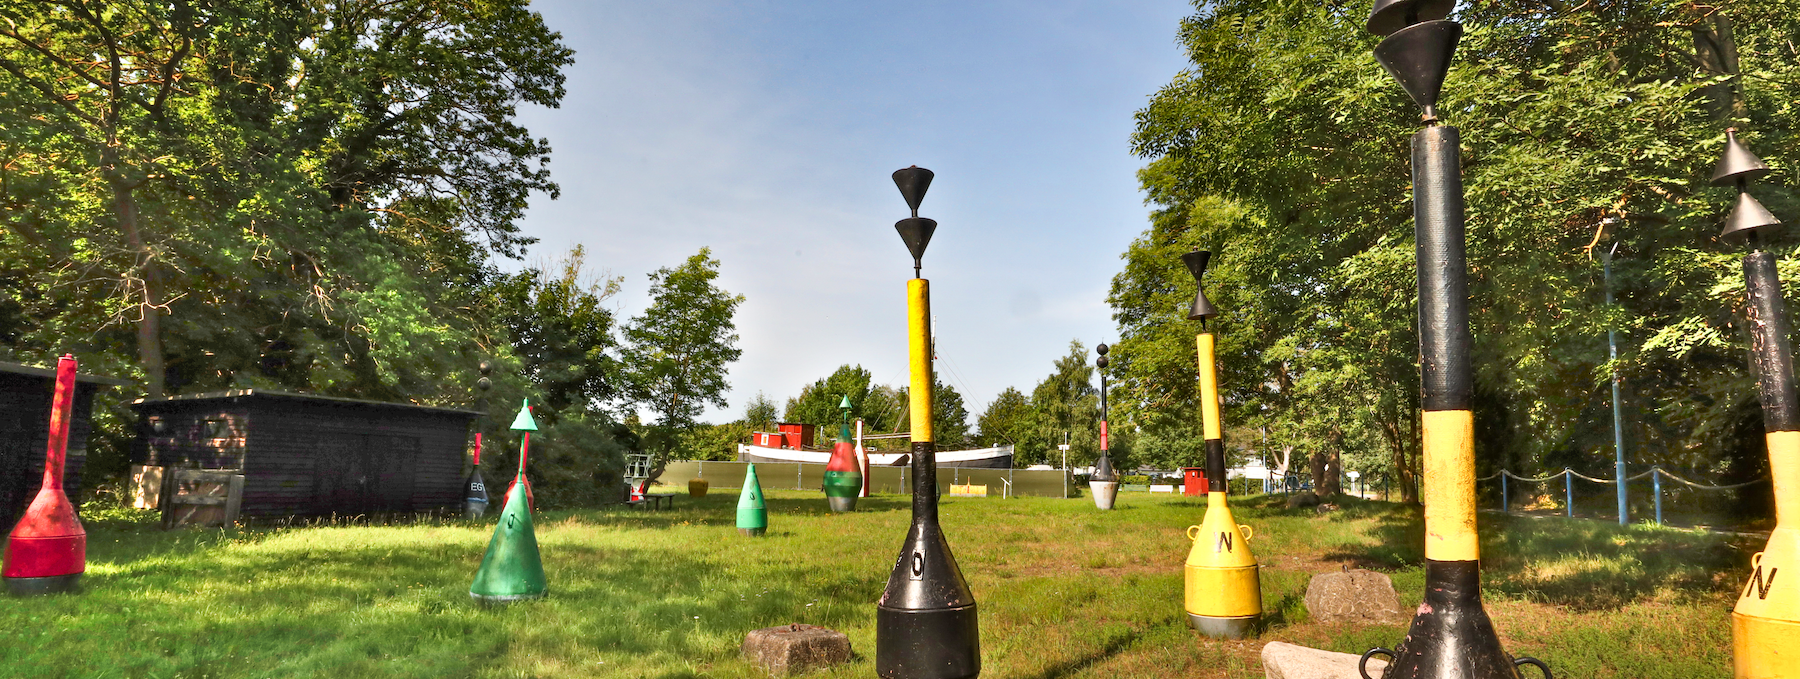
[627,493,676,511]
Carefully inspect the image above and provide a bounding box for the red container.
[1182,467,1207,496]
[777,422,816,449]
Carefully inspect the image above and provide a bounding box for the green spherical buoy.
[737,464,768,537]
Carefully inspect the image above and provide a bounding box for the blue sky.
[511,0,1197,425]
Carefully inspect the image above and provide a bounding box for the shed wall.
[134,396,470,519]
[0,373,98,530]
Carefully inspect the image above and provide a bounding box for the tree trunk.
[1693,11,1743,120]
[1308,448,1327,497]
[107,155,164,396]
[1317,428,1344,498]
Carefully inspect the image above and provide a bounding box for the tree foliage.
[622,248,745,449]
[1122,0,1800,505]
[0,1,687,503]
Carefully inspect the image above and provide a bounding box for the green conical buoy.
[470,400,547,604]
[737,464,768,537]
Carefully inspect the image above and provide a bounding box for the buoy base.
[739,527,766,537]
[875,603,980,679]
[1090,481,1119,510]
[465,500,488,520]
[1735,611,1800,678]
[828,496,857,512]
[1187,612,1257,640]
[469,590,546,606]
[5,573,81,597]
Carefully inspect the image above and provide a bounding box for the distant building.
[131,390,479,519]
[749,422,817,451]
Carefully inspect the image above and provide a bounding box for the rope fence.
[1274,466,1767,527]
[1491,466,1767,525]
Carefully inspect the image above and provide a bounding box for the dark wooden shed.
[0,360,127,530]
[130,390,479,519]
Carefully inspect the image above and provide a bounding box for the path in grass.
[0,491,1758,678]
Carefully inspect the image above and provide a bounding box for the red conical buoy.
[4,354,87,596]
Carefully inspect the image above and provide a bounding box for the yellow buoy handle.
[1752,551,1764,568]
[1239,524,1254,540]
[1187,525,1201,541]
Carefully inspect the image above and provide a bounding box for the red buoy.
[4,354,87,595]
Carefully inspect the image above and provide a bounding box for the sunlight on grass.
[0,491,1754,678]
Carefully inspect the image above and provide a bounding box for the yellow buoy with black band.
[1179,249,1262,640]
[1709,127,1800,678]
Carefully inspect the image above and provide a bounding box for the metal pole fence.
[1653,466,1663,525]
[1565,468,1574,517]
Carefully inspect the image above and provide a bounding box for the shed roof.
[0,360,131,387]
[131,389,483,416]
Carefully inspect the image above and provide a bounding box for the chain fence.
[1275,466,1770,528]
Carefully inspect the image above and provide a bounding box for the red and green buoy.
[738,463,768,536]
[824,395,862,512]
[3,355,86,596]
[469,399,547,604]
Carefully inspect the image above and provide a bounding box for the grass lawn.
[0,489,1759,678]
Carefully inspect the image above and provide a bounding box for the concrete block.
[1263,641,1388,679]
[742,623,851,676]
[1304,569,1409,624]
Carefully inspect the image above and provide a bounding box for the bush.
[510,412,630,508]
[1120,475,1151,485]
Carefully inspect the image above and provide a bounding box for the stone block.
[1262,641,1389,679]
[1304,569,1409,625]
[742,623,851,676]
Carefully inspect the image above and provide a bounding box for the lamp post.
[1179,249,1262,639]
[875,166,980,679]
[1600,240,1629,526]
[1714,127,1800,678]
[1091,343,1120,509]
[1359,2,1549,677]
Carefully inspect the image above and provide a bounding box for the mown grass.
[0,490,1758,678]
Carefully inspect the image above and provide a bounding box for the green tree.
[1125,0,1800,507]
[0,0,578,487]
[931,379,973,450]
[975,387,1034,448]
[743,392,779,431]
[488,246,623,423]
[677,422,750,461]
[622,248,746,440]
[1019,341,1099,468]
[783,365,878,429]
[0,0,574,403]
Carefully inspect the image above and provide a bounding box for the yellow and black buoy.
[874,166,979,679]
[1360,2,1548,676]
[1179,249,1262,639]
[1710,127,1800,678]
